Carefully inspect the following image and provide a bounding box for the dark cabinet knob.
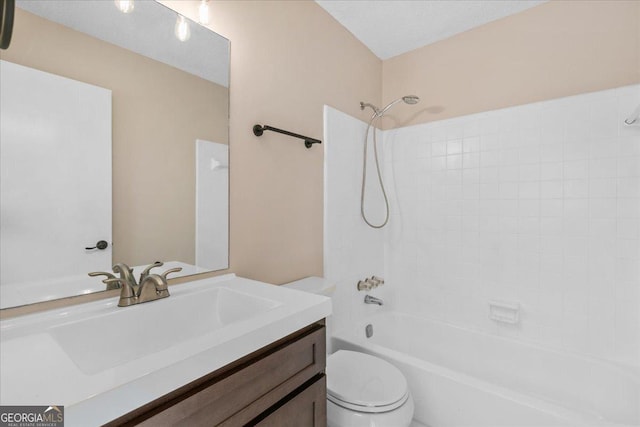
[86,240,109,250]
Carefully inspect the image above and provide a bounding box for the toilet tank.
[282,276,335,353]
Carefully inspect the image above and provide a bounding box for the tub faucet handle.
[368,276,384,287]
[357,280,372,291]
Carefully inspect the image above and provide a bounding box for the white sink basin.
[50,287,280,374]
[0,274,331,426]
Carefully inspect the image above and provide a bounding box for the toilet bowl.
[327,350,414,427]
[282,277,414,427]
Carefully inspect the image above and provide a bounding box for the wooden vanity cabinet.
[106,322,326,427]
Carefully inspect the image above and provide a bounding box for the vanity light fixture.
[114,0,134,14]
[198,0,210,25]
[174,14,191,42]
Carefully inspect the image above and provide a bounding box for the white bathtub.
[332,312,640,427]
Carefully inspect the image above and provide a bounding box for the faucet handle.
[161,267,183,281]
[148,267,180,300]
[364,278,380,289]
[139,261,164,283]
[88,272,118,290]
[370,276,384,287]
[88,271,116,280]
[102,277,129,298]
[357,280,372,291]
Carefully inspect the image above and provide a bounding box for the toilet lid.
[326,350,408,413]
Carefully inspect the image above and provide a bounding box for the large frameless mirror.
[0,0,229,309]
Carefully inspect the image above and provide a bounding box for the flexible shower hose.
[361,115,390,229]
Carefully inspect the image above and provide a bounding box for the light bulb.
[174,15,191,42]
[114,0,134,14]
[198,0,210,25]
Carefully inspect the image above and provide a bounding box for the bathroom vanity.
[0,275,331,426]
[110,322,326,426]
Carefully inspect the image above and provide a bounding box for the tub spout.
[364,295,383,306]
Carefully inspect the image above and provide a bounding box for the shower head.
[360,95,420,118]
[402,95,420,105]
[378,95,420,116]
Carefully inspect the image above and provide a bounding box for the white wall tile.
[590,157,618,178]
[617,218,640,239]
[540,181,563,199]
[325,85,640,369]
[618,198,640,218]
[563,180,588,199]
[589,178,617,198]
[540,143,564,163]
[618,157,640,177]
[619,136,640,157]
[378,85,640,367]
[564,160,588,180]
[324,106,385,338]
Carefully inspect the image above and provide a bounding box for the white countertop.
[0,274,331,426]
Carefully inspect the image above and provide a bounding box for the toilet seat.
[326,350,409,414]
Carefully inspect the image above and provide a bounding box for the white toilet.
[283,277,414,427]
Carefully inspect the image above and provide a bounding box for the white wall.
[0,60,112,286]
[384,85,640,367]
[195,139,229,271]
[323,106,392,342]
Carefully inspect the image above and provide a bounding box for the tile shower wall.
[323,106,392,341]
[384,85,640,367]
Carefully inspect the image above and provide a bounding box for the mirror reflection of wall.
[0,60,113,287]
[0,1,230,309]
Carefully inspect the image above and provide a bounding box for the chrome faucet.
[103,262,182,307]
[364,295,383,306]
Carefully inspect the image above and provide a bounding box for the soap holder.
[488,299,520,324]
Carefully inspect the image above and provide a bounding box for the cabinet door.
[116,325,326,427]
[253,376,326,427]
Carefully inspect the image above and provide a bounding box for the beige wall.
[381,0,640,129]
[162,0,382,285]
[1,9,229,267]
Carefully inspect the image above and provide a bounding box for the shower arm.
[362,97,417,118]
[360,102,381,118]
[378,98,404,116]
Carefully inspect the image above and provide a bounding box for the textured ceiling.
[315,0,547,60]
[17,0,229,87]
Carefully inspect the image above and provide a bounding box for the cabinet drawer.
[252,375,326,427]
[130,324,325,426]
